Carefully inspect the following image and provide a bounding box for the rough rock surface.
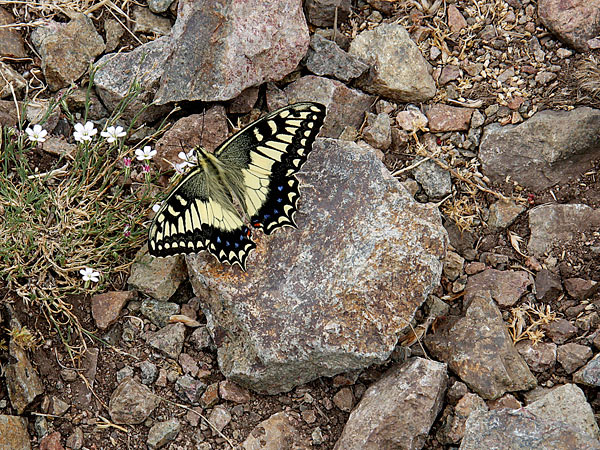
[538,0,600,52]
[479,107,600,191]
[528,203,600,257]
[334,358,448,450]
[156,0,309,103]
[426,293,537,399]
[0,7,27,58]
[242,411,309,449]
[0,415,31,450]
[283,75,375,138]
[349,23,436,102]
[128,249,187,301]
[460,408,600,450]
[5,339,44,414]
[305,34,368,82]
[525,384,600,439]
[108,377,159,425]
[465,269,532,307]
[31,13,105,90]
[91,291,136,330]
[187,139,447,394]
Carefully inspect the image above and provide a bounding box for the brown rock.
[334,358,448,450]
[154,104,228,173]
[31,13,105,90]
[448,5,468,33]
[557,343,593,374]
[108,377,159,424]
[228,86,259,114]
[535,269,563,302]
[127,248,187,302]
[564,278,598,300]
[333,387,354,412]
[538,0,600,52]
[0,415,31,450]
[487,200,525,230]
[201,382,220,408]
[487,393,521,410]
[439,65,461,85]
[242,411,309,450]
[91,291,135,330]
[5,338,44,414]
[40,431,64,450]
[0,99,19,127]
[219,380,252,403]
[0,7,27,58]
[178,353,199,377]
[465,262,486,275]
[437,393,488,444]
[515,341,557,372]
[425,293,536,400]
[466,269,532,307]
[426,104,473,132]
[542,318,578,345]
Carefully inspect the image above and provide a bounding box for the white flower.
[152,202,163,213]
[73,121,98,142]
[25,124,48,143]
[135,145,156,161]
[80,267,100,282]
[100,125,126,143]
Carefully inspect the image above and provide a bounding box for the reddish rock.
[448,5,468,33]
[0,8,27,58]
[557,343,593,374]
[91,291,135,330]
[426,104,473,132]
[219,380,252,404]
[201,382,220,408]
[564,278,598,300]
[333,387,354,412]
[466,269,533,307]
[535,269,563,302]
[40,431,64,450]
[487,393,521,410]
[465,262,486,275]
[439,65,461,85]
[538,0,600,52]
[515,341,557,372]
[542,319,578,345]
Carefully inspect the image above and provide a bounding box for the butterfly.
[148,102,327,271]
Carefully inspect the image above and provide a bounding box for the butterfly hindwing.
[148,169,256,269]
[148,102,326,270]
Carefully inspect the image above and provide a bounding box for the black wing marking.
[215,102,326,234]
[147,169,256,270]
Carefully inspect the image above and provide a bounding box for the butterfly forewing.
[148,102,326,270]
[215,102,326,234]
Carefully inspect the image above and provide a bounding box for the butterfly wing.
[215,102,326,234]
[148,167,256,270]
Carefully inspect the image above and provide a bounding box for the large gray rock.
[305,34,368,82]
[349,23,436,102]
[479,107,600,191]
[425,293,537,400]
[525,384,600,439]
[334,358,448,450]
[96,0,309,113]
[187,138,447,394]
[528,203,600,257]
[108,377,159,425]
[460,408,600,450]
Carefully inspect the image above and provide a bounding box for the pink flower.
[142,164,151,173]
[123,157,132,168]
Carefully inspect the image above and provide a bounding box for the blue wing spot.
[264,214,271,219]
[273,209,279,214]
[235,242,240,248]
[225,241,230,247]
[278,186,283,191]
[216,236,221,243]
[277,198,282,203]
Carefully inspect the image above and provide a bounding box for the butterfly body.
[148,102,327,270]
